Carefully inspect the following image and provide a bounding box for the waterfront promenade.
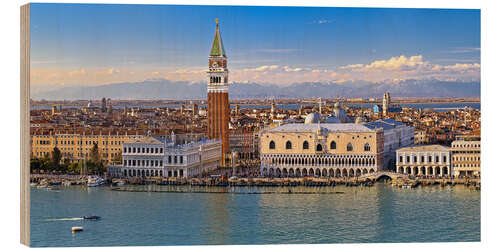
[30,173,480,190]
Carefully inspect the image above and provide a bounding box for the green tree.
[36,155,51,173]
[68,162,80,174]
[30,157,41,172]
[90,143,101,165]
[51,146,62,167]
[60,158,71,173]
[89,143,107,175]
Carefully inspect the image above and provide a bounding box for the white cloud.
[357,55,428,72]
[244,65,280,72]
[443,63,480,71]
[283,66,303,72]
[340,64,363,70]
[338,55,480,83]
[30,55,480,87]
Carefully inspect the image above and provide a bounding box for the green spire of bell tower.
[210,18,226,57]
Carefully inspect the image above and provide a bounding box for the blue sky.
[30,3,480,87]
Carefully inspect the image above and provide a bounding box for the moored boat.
[87,176,105,187]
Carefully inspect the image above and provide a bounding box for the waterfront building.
[396,145,452,176]
[108,133,222,178]
[114,135,165,178]
[451,135,480,177]
[259,123,385,177]
[259,118,413,177]
[31,133,142,164]
[207,18,230,162]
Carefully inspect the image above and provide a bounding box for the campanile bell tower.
[207,18,230,163]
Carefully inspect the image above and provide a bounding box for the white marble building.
[396,145,452,176]
[108,133,221,178]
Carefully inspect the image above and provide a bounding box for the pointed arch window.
[330,141,337,150]
[303,141,309,150]
[316,144,323,152]
[364,143,371,152]
[269,141,275,150]
[347,143,353,152]
[286,141,292,150]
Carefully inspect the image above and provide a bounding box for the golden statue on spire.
[216,18,219,24]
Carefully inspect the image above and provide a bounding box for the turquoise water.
[30,184,480,247]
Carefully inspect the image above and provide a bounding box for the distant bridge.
[360,171,408,181]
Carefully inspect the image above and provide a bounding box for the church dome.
[304,113,321,124]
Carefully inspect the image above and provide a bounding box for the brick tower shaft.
[207,18,229,164]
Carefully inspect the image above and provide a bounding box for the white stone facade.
[451,136,480,177]
[396,145,452,177]
[108,135,221,178]
[258,119,414,177]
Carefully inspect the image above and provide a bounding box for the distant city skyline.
[30,4,480,97]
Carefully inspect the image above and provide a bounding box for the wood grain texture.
[20,3,30,246]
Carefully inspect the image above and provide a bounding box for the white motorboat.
[87,176,105,187]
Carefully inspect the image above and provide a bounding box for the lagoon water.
[30,184,480,247]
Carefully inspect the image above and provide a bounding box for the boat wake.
[43,217,84,222]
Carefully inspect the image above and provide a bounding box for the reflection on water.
[30,184,480,247]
